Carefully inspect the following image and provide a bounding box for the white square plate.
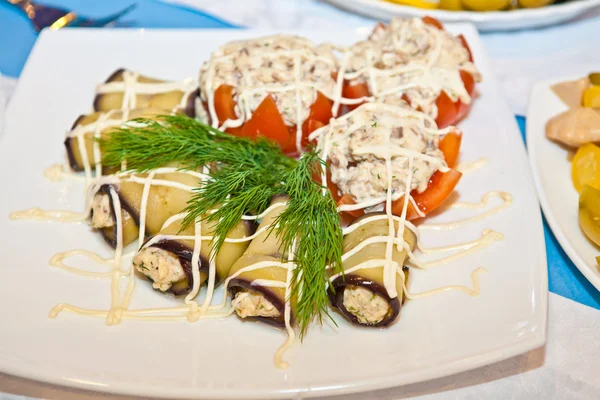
[527,79,600,290]
[0,25,547,399]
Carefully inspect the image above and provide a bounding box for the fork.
[5,0,137,31]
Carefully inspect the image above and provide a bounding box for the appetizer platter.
[325,0,600,31]
[529,73,600,290]
[0,20,546,399]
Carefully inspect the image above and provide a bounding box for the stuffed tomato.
[198,35,339,154]
[341,16,480,128]
[310,102,462,221]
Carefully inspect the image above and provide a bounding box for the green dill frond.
[273,150,343,336]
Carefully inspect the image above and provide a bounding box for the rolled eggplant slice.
[329,214,417,327]
[65,107,166,173]
[94,68,199,117]
[133,216,255,295]
[227,196,294,327]
[89,169,200,248]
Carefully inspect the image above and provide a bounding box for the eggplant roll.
[133,216,255,295]
[227,196,293,327]
[94,69,199,117]
[89,169,200,248]
[329,214,417,327]
[65,107,166,173]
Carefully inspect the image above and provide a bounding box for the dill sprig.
[100,115,294,172]
[273,151,343,336]
[100,115,343,334]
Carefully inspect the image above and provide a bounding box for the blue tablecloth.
[2,0,600,310]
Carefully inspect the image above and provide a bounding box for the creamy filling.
[232,289,280,318]
[343,285,390,325]
[90,193,114,228]
[133,248,185,292]
[327,104,445,203]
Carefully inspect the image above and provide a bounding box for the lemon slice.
[383,0,440,9]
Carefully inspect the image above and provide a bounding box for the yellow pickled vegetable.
[440,0,463,10]
[518,0,554,8]
[579,185,600,247]
[572,143,600,193]
[383,0,439,8]
[589,73,600,86]
[461,0,510,11]
[583,86,600,108]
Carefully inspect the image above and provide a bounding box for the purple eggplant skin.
[228,278,289,328]
[64,114,86,171]
[328,274,400,328]
[93,68,125,111]
[91,184,141,249]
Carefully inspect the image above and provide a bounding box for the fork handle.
[5,0,34,14]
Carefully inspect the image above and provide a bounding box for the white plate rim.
[527,78,600,292]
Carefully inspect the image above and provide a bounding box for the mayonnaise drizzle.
[419,192,512,230]
[403,267,487,299]
[456,157,488,174]
[9,208,87,223]
[44,164,87,182]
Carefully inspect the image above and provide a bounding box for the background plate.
[325,0,600,31]
[0,26,546,399]
[527,79,600,291]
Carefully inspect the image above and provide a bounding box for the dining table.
[1,0,600,399]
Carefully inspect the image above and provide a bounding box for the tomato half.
[213,84,241,135]
[325,130,462,221]
[434,90,459,129]
[240,95,294,152]
[394,168,462,218]
[438,130,462,169]
[338,194,365,219]
[389,130,463,219]
[211,84,333,154]
[302,92,333,147]
[422,16,444,30]
[342,71,475,129]
[342,82,370,111]
[454,70,475,124]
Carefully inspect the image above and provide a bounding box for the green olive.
[518,0,554,8]
[589,73,600,86]
[579,185,600,247]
